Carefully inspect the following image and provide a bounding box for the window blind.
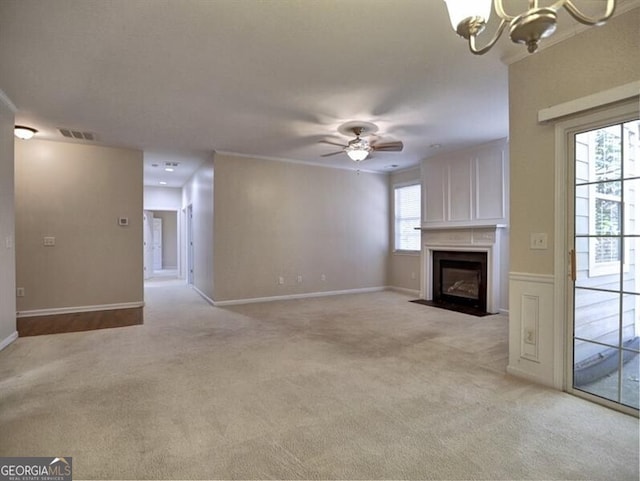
[394,184,421,251]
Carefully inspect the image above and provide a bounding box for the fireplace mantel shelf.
[416,224,507,231]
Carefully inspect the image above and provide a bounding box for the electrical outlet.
[16,287,25,297]
[43,236,56,246]
[411,272,416,280]
[278,276,284,285]
[524,329,536,345]
[297,275,303,283]
[320,274,326,282]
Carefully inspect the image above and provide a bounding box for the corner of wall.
[0,90,16,346]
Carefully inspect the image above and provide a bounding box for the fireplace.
[433,250,487,312]
[420,226,506,314]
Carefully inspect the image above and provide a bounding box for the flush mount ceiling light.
[443,0,616,55]
[14,125,38,140]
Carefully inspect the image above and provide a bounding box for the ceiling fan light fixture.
[345,136,372,162]
[346,148,370,162]
[320,122,402,162]
[14,125,38,140]
[443,0,616,55]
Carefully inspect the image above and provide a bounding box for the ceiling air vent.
[165,162,180,167]
[59,128,96,141]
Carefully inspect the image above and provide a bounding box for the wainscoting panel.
[520,294,540,362]
[508,272,557,387]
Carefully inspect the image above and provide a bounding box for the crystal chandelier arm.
[562,0,616,25]
[468,18,509,55]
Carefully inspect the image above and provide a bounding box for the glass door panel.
[572,118,640,411]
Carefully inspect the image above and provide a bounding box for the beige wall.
[182,157,214,299]
[388,167,421,292]
[14,140,143,311]
[212,154,388,302]
[509,8,640,275]
[507,8,639,386]
[0,93,16,346]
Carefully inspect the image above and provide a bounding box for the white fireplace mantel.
[420,225,507,313]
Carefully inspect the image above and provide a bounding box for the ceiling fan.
[320,124,403,162]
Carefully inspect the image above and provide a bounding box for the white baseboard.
[191,285,215,306]
[507,365,556,389]
[386,286,420,297]
[213,286,386,307]
[17,302,145,318]
[0,331,18,351]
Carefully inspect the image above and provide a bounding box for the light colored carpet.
[0,281,638,480]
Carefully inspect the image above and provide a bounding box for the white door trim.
[553,99,640,395]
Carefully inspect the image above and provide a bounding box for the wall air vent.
[59,128,96,141]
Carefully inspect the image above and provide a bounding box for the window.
[576,121,639,276]
[394,183,421,251]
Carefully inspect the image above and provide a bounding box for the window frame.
[393,182,421,253]
[581,122,634,277]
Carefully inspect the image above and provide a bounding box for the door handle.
[570,249,576,282]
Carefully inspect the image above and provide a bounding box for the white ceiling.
[0,0,635,185]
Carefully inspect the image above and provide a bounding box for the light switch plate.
[530,233,548,250]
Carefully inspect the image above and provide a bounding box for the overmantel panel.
[421,139,508,228]
[423,160,446,222]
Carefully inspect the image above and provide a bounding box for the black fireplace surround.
[432,250,488,313]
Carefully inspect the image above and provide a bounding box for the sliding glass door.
[571,117,640,411]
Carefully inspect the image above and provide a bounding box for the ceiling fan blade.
[321,151,344,157]
[372,140,403,152]
[319,139,348,148]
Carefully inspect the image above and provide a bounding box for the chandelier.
[443,0,617,54]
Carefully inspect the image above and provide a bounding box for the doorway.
[567,108,640,412]
[186,204,194,285]
[144,210,179,279]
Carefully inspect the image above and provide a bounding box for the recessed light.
[430,143,442,149]
[164,167,174,172]
[159,181,167,185]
